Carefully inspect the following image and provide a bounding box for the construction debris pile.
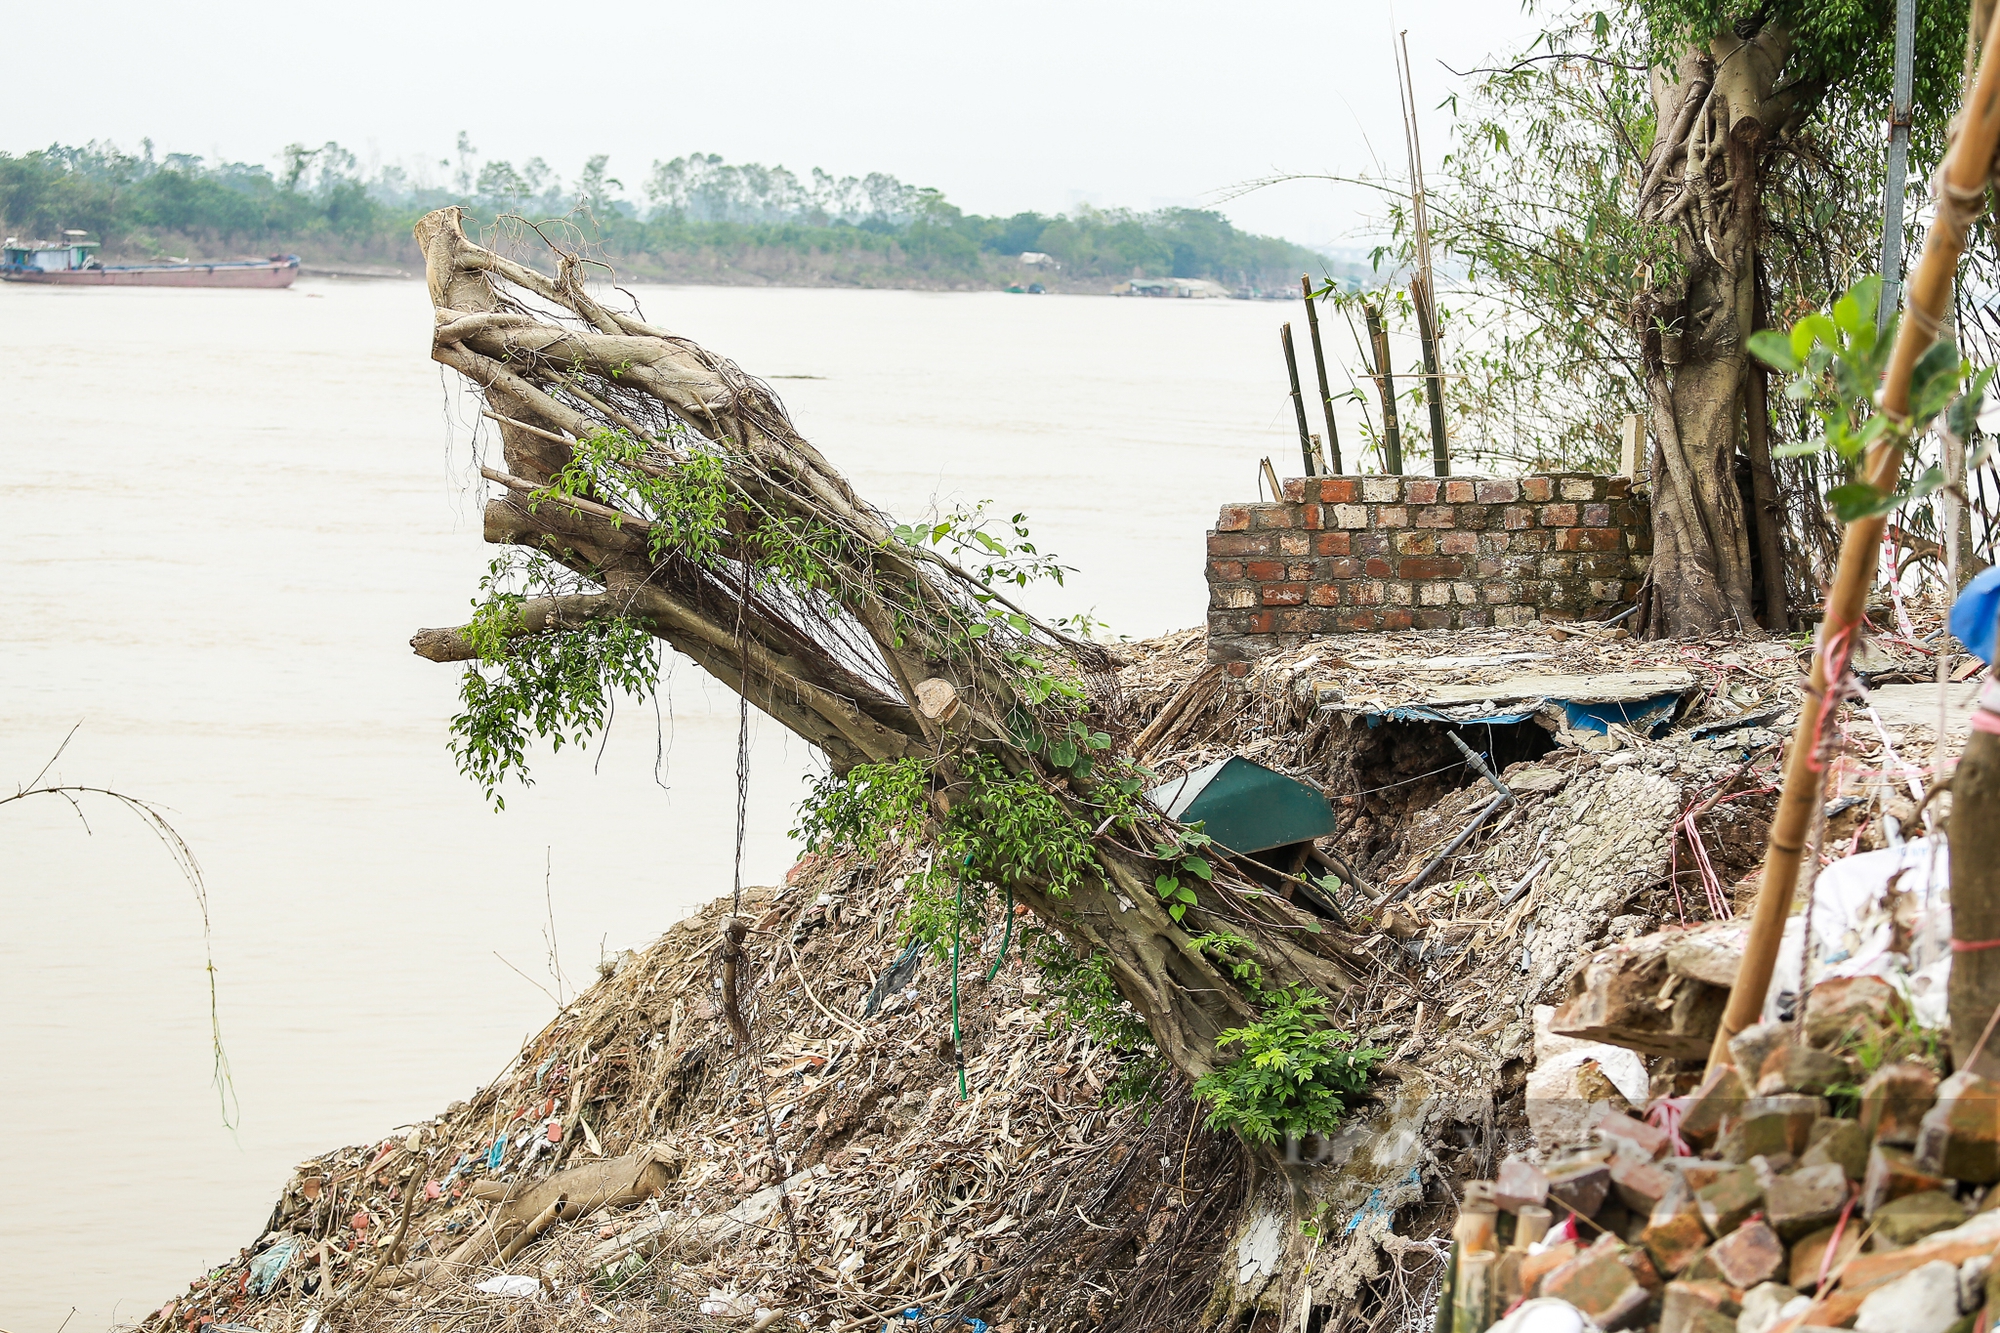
[1438,973,1992,1333]
[143,603,1981,1333]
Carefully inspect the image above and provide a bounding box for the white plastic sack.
[475,1274,541,1298]
[1761,837,1952,1028]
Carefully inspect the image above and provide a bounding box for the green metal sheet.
[1145,755,1337,855]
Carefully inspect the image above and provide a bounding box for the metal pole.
[1281,323,1317,476]
[1301,274,1344,472]
[1879,0,1916,329]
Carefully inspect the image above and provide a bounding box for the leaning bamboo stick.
[1705,2,2000,1075]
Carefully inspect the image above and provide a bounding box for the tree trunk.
[407,208,1360,1089]
[1951,725,2000,1076]
[1636,28,1804,637]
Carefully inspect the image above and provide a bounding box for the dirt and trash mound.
[143,606,1977,1333]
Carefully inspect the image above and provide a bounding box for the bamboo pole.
[1302,274,1345,472]
[1282,323,1318,477]
[1705,2,2000,1075]
[1364,303,1405,475]
[1412,273,1450,476]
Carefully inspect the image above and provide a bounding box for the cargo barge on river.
[2,235,299,287]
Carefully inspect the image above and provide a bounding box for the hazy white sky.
[7,1,1545,249]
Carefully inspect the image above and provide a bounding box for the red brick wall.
[1207,474,1650,666]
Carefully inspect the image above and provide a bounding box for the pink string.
[1645,1095,1693,1156]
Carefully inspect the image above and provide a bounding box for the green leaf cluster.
[1192,985,1384,1146]
[1749,274,1988,521]
[1150,825,1215,923]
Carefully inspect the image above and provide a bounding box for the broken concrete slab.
[1551,931,1730,1061]
[1861,1064,1940,1147]
[1706,1219,1787,1289]
[1540,1237,1652,1329]
[1697,1164,1765,1236]
[1765,1162,1850,1241]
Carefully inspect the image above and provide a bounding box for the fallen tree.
[407,205,1361,1098]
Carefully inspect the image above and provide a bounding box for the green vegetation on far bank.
[0,140,1332,291]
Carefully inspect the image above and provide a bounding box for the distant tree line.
[0,140,1328,289]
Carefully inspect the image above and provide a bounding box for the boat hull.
[2,258,299,288]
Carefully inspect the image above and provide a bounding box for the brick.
[1361,476,1400,502]
[1612,1153,1675,1213]
[1600,1111,1672,1161]
[1914,1070,2000,1182]
[1386,582,1414,605]
[1483,582,1520,605]
[1331,504,1368,529]
[1706,1219,1785,1289]
[1278,533,1309,556]
[1338,610,1379,631]
[1393,531,1437,555]
[1404,477,1441,504]
[1413,608,1455,629]
[1497,1155,1549,1212]
[1217,505,1252,531]
[1451,581,1478,605]
[1522,1240,1581,1297]
[1541,503,1579,527]
[1584,503,1613,527]
[1522,476,1553,501]
[1276,609,1322,632]
[1540,1239,1650,1326]
[1379,608,1414,630]
[1351,532,1390,556]
[1315,532,1351,556]
[1810,976,1909,1047]
[1492,605,1534,625]
[1801,1118,1869,1181]
[1249,504,1294,528]
[1790,1222,1863,1290]
[1456,505,1492,530]
[1728,1022,1796,1077]
[1697,1164,1764,1235]
[1325,557,1363,579]
[1223,661,1249,678]
[1861,1144,1946,1216]
[1209,560,1244,582]
[1399,556,1464,580]
[1755,1044,1851,1098]
[1558,528,1623,552]
[1859,1063,1937,1146]
[1511,528,1554,552]
[1350,581,1383,606]
[1727,1097,1826,1162]
[1309,584,1341,607]
[1316,477,1358,503]
[1607,476,1633,499]
[1213,585,1258,610]
[1286,562,1314,580]
[1208,532,1273,557]
[1560,477,1597,500]
[1261,583,1306,606]
[1245,559,1284,581]
[1299,504,1323,529]
[1441,531,1480,555]
[1281,478,1306,502]
[1662,1281,1744,1333]
[1364,557,1392,578]
[1766,1162,1848,1240]
[1375,505,1410,528]
[1646,1185,1713,1275]
[1504,506,1537,530]
[1419,582,1452,606]
[1872,1191,1965,1246]
[1475,479,1520,503]
[1415,505,1456,528]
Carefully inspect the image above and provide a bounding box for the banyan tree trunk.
[1633,26,1813,637]
[406,206,1359,1085]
